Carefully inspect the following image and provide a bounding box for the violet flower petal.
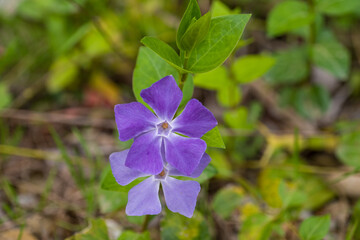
[169,153,211,178]
[172,99,217,138]
[109,150,149,186]
[115,102,158,141]
[140,76,182,121]
[164,133,206,176]
[162,177,200,218]
[125,131,163,175]
[126,177,161,216]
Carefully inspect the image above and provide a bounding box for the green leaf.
[299,215,331,240]
[0,83,12,110]
[212,186,244,219]
[310,85,330,112]
[224,107,255,130]
[65,218,110,240]
[211,0,240,17]
[186,14,251,73]
[176,164,217,183]
[239,213,273,240]
[201,127,225,149]
[118,231,150,240]
[231,55,275,83]
[195,164,217,183]
[315,0,360,16]
[182,74,195,108]
[312,39,350,79]
[336,131,360,168]
[267,0,313,37]
[98,190,127,213]
[193,66,231,90]
[177,0,201,50]
[278,181,307,209]
[281,85,330,119]
[101,167,147,192]
[180,12,212,52]
[216,84,241,108]
[208,150,232,178]
[140,37,184,72]
[259,167,334,210]
[301,173,334,209]
[132,47,193,108]
[161,210,211,240]
[47,56,78,92]
[126,215,146,226]
[266,47,308,84]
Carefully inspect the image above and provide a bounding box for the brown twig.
[0,109,115,129]
[0,144,89,167]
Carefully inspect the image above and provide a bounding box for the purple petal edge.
[140,75,182,121]
[125,131,163,175]
[164,133,207,176]
[115,102,157,141]
[169,153,211,178]
[162,177,200,218]
[126,177,161,216]
[109,150,149,186]
[172,99,217,138]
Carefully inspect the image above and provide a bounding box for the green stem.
[141,215,150,232]
[179,54,189,91]
[179,72,188,91]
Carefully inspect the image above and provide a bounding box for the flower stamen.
[156,121,172,136]
[158,169,166,177]
[162,122,169,129]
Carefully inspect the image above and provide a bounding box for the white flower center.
[156,121,172,136]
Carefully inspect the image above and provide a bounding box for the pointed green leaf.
[100,167,147,192]
[201,126,225,149]
[267,0,313,37]
[180,12,212,51]
[141,36,185,72]
[177,0,201,50]
[186,14,251,73]
[299,215,331,240]
[132,47,193,108]
[231,55,275,83]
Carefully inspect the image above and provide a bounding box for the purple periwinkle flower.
[109,149,211,218]
[115,75,217,176]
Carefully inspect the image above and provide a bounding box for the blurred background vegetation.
[1,0,360,239]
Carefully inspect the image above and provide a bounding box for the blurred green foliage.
[1,0,360,239]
